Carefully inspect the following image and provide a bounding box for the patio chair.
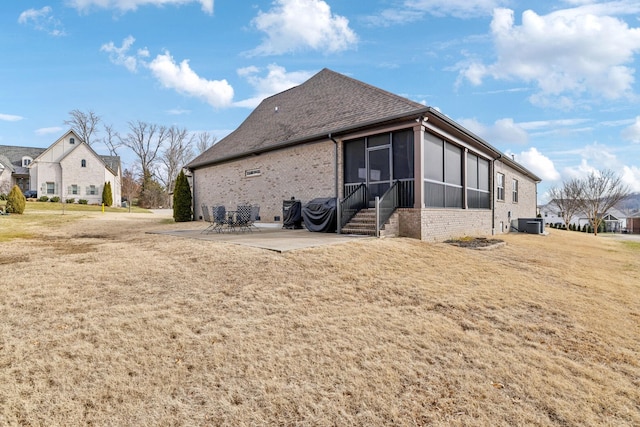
[212,205,228,233]
[236,205,253,232]
[250,205,261,231]
[201,205,215,234]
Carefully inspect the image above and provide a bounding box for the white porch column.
[413,122,425,208]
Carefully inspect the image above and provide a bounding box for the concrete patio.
[150,224,373,252]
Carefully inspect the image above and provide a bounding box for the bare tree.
[118,121,169,208]
[121,167,141,212]
[118,121,167,179]
[577,169,631,235]
[547,178,584,229]
[101,124,121,157]
[196,131,216,154]
[64,109,101,146]
[158,126,194,196]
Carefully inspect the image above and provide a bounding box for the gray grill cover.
[302,198,337,233]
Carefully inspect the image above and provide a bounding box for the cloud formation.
[621,116,640,143]
[148,52,234,108]
[66,0,213,14]
[235,65,314,108]
[510,147,561,182]
[35,127,64,136]
[364,0,507,26]
[100,36,145,72]
[0,114,24,122]
[460,6,640,108]
[459,117,529,145]
[249,0,357,55]
[18,6,66,36]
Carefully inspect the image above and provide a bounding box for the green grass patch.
[621,241,640,251]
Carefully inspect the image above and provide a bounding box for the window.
[512,178,519,203]
[245,168,261,177]
[466,153,490,209]
[424,132,462,208]
[70,138,75,144]
[496,173,505,201]
[69,185,79,195]
[87,185,97,195]
[47,182,55,195]
[22,157,32,167]
[343,138,366,184]
[81,159,87,168]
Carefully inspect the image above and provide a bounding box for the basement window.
[245,168,261,177]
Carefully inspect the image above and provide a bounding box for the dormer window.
[70,138,75,144]
[81,159,87,168]
[22,157,33,167]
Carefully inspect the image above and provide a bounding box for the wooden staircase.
[340,209,399,237]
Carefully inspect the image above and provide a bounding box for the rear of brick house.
[188,69,540,241]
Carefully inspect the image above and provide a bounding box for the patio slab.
[150,225,372,252]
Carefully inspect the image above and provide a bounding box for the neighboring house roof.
[0,145,46,175]
[101,155,121,175]
[187,68,541,182]
[0,154,14,173]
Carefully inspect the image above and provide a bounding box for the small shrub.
[0,193,7,201]
[39,196,49,202]
[78,199,88,204]
[102,181,113,207]
[5,185,26,214]
[50,196,60,203]
[66,198,76,204]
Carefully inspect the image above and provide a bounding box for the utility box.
[518,218,545,234]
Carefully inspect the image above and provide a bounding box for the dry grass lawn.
[1,210,639,426]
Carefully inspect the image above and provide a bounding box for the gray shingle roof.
[188,68,428,168]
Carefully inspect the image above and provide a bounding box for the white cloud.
[66,0,213,14]
[234,64,314,108]
[148,51,234,108]
[460,6,640,107]
[560,142,640,190]
[35,127,64,135]
[510,147,561,181]
[0,113,24,122]
[249,0,358,56]
[365,0,507,25]
[458,117,529,144]
[18,6,66,36]
[621,165,640,192]
[404,0,507,18]
[621,116,640,143]
[100,36,143,72]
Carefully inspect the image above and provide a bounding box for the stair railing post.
[375,196,380,238]
[336,197,341,234]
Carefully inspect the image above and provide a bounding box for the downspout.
[329,133,340,233]
[493,154,501,234]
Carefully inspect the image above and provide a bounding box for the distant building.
[0,130,121,206]
[539,200,627,232]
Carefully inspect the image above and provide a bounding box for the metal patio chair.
[201,205,216,234]
[212,205,229,233]
[236,205,253,232]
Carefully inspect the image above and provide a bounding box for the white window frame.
[496,173,505,201]
[512,178,519,203]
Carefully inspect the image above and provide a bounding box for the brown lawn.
[1,211,639,426]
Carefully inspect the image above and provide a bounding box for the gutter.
[329,133,339,198]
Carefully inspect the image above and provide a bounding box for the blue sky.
[2,0,640,202]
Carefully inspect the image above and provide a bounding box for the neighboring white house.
[539,200,627,232]
[0,130,121,206]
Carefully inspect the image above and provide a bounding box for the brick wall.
[193,140,336,222]
[399,208,493,241]
[493,160,539,234]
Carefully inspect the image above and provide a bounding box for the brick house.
[0,130,121,206]
[187,69,540,241]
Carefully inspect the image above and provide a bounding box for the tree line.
[548,169,631,235]
[64,109,216,209]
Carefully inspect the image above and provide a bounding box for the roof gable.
[189,68,426,168]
